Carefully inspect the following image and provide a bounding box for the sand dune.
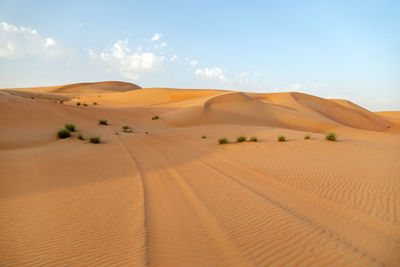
[1,82,399,266]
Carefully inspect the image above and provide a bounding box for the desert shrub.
[278,135,286,142]
[77,133,84,140]
[99,119,108,125]
[64,124,76,132]
[93,102,97,105]
[83,103,88,106]
[60,100,64,104]
[219,137,229,144]
[202,135,207,139]
[57,129,71,139]
[30,96,34,99]
[76,102,81,106]
[325,132,337,141]
[89,136,101,144]
[122,125,132,133]
[145,131,149,135]
[304,134,311,140]
[236,136,246,142]
[152,115,160,120]
[250,136,258,142]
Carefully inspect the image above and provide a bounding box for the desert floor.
[1,81,399,266]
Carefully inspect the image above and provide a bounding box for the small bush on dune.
[250,136,258,142]
[64,124,76,132]
[219,137,229,144]
[202,135,207,139]
[77,133,84,140]
[122,125,132,133]
[89,136,101,144]
[30,96,34,99]
[93,102,97,105]
[278,136,286,142]
[76,102,81,106]
[304,134,311,140]
[57,129,71,139]
[99,120,108,125]
[152,115,160,120]
[83,103,88,107]
[60,100,64,104]
[237,136,246,142]
[325,132,337,141]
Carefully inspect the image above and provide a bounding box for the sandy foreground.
[0,81,399,266]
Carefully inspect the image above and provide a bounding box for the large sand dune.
[1,82,399,266]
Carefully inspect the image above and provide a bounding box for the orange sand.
[0,81,399,266]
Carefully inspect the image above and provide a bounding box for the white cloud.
[89,39,165,80]
[154,41,167,49]
[150,33,162,42]
[171,54,178,61]
[195,67,227,82]
[189,60,198,66]
[0,21,61,59]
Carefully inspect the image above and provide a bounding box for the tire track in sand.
[120,135,255,266]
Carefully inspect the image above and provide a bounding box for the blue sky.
[0,0,399,110]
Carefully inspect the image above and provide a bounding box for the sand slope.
[0,83,399,266]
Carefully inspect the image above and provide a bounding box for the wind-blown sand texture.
[1,81,399,266]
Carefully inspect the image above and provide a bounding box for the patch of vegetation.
[57,129,71,139]
[93,102,97,105]
[304,134,311,140]
[64,124,76,132]
[278,135,286,142]
[76,102,81,106]
[60,100,64,104]
[145,131,149,135]
[89,136,101,144]
[202,135,207,139]
[152,115,160,120]
[250,136,258,142]
[30,96,34,99]
[83,103,88,106]
[77,133,84,140]
[122,125,132,133]
[99,119,108,125]
[325,132,337,141]
[236,136,246,142]
[219,137,229,144]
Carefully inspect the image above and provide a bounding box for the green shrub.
[99,120,108,125]
[325,132,337,141]
[145,131,149,135]
[236,136,246,142]
[64,124,76,132]
[152,115,160,120]
[219,137,229,144]
[278,135,286,142]
[304,134,311,140]
[57,129,71,139]
[93,102,97,105]
[202,135,207,139]
[60,100,64,104]
[76,102,81,106]
[122,125,132,133]
[83,103,88,106]
[77,133,84,140]
[250,136,258,142]
[89,136,101,144]
[30,96,34,99]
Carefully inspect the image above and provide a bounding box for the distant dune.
[1,81,399,266]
